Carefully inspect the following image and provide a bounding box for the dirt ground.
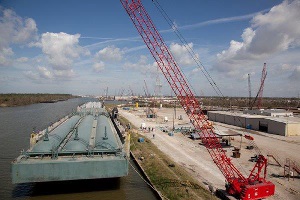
[119,106,300,200]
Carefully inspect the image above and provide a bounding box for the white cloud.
[241,72,255,81]
[29,32,90,80]
[38,66,53,79]
[92,46,123,73]
[84,37,140,50]
[163,9,270,33]
[123,45,146,53]
[215,0,300,75]
[0,47,14,66]
[0,7,37,66]
[192,68,200,73]
[124,55,158,75]
[93,61,105,72]
[34,32,88,71]
[24,66,54,80]
[16,57,29,63]
[281,63,294,72]
[53,69,76,78]
[171,21,178,31]
[95,45,124,62]
[289,66,300,81]
[13,18,37,44]
[0,75,17,83]
[242,73,249,80]
[169,42,197,66]
[24,70,39,80]
[24,65,77,80]
[0,8,37,46]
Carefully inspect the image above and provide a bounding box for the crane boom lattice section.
[257,63,267,109]
[120,1,275,199]
[120,0,246,183]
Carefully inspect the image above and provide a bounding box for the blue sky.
[0,0,299,97]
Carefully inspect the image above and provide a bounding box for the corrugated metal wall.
[207,111,299,136]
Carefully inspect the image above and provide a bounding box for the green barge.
[12,102,129,183]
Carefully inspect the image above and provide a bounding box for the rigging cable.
[152,0,262,170]
[152,0,228,140]
[152,0,224,98]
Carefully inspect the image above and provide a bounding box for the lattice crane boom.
[250,63,267,110]
[120,1,275,199]
[257,63,267,109]
[248,74,252,108]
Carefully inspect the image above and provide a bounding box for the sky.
[0,0,299,97]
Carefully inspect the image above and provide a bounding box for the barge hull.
[12,157,128,183]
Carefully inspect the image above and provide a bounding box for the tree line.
[0,93,77,107]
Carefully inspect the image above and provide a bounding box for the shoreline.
[0,94,77,107]
[130,151,164,200]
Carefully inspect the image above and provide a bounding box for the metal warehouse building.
[207,111,300,136]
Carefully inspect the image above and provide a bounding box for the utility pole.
[172,107,175,132]
[144,80,149,97]
[248,74,251,109]
[297,92,300,108]
[155,73,162,98]
[174,100,176,119]
[106,87,108,99]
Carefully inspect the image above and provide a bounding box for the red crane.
[248,73,252,108]
[120,1,275,199]
[257,63,267,109]
[250,63,267,110]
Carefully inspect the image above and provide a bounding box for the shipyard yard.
[119,106,300,200]
[1,0,300,200]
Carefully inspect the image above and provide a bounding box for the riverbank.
[116,112,217,200]
[0,93,77,107]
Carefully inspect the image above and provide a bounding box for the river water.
[0,98,158,200]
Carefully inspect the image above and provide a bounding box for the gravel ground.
[119,107,300,200]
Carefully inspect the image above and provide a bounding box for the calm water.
[0,98,157,200]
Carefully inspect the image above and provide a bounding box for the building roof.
[208,110,300,124]
[262,109,293,114]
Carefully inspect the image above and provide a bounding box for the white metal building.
[243,109,293,117]
[207,111,300,136]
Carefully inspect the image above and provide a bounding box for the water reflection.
[13,178,121,199]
